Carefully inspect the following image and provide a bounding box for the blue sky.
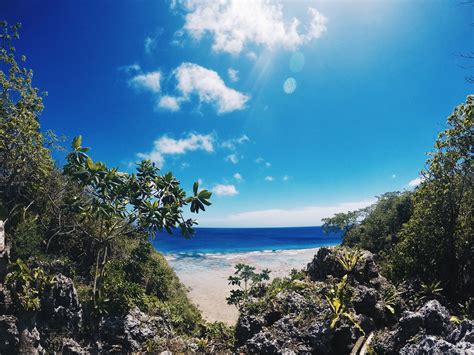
[3,0,472,226]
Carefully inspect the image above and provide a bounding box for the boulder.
[400,335,474,354]
[60,338,89,354]
[307,247,380,284]
[0,315,20,353]
[448,320,474,344]
[99,307,172,352]
[418,300,452,336]
[39,274,82,333]
[235,313,264,346]
[304,320,332,353]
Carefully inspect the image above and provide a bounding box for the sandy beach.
[165,248,320,325]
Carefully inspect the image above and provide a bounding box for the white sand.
[165,248,319,325]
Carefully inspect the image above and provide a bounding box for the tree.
[63,136,212,306]
[392,95,473,300]
[322,192,413,256]
[0,22,54,227]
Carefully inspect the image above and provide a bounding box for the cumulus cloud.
[179,0,327,55]
[212,184,239,197]
[228,68,239,82]
[264,176,274,181]
[137,132,214,167]
[128,63,248,114]
[129,71,162,93]
[174,63,249,113]
[199,200,375,227]
[158,95,181,111]
[234,173,243,181]
[408,176,424,188]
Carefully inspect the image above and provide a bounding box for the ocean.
[152,226,341,255]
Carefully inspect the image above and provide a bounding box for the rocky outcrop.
[0,314,20,353]
[373,300,473,354]
[307,247,380,284]
[39,274,82,333]
[237,247,474,354]
[99,307,172,352]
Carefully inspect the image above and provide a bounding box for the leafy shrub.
[11,217,43,261]
[227,263,271,310]
[5,259,52,312]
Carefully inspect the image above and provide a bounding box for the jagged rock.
[99,307,172,352]
[400,335,474,354]
[353,285,379,317]
[418,300,452,336]
[243,332,281,354]
[448,320,474,344]
[0,283,13,314]
[60,338,89,354]
[307,247,380,284]
[305,320,332,353]
[398,311,424,340]
[39,274,82,333]
[307,247,346,281]
[235,313,264,345]
[0,314,20,353]
[18,322,44,355]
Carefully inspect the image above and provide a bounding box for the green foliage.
[62,137,212,306]
[5,259,52,312]
[325,275,364,334]
[392,96,473,299]
[323,192,413,255]
[336,248,362,274]
[10,217,43,261]
[0,21,54,225]
[227,263,271,309]
[418,281,443,302]
[381,285,402,315]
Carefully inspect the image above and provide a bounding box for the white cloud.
[228,68,239,82]
[222,134,250,150]
[282,175,289,181]
[234,173,243,181]
[226,154,239,164]
[199,200,375,227]
[212,184,239,197]
[128,63,248,114]
[174,63,249,113]
[130,71,161,93]
[391,174,397,179]
[179,0,327,55]
[264,176,274,181]
[408,176,424,188]
[137,132,214,167]
[158,95,181,111]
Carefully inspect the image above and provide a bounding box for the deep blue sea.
[152,226,341,255]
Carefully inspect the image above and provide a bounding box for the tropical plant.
[418,281,444,302]
[325,275,365,334]
[227,263,271,309]
[63,136,212,306]
[5,259,52,311]
[336,248,362,274]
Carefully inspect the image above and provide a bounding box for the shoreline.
[165,247,322,325]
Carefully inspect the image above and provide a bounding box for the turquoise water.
[152,226,341,255]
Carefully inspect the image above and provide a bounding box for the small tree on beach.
[227,263,271,310]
